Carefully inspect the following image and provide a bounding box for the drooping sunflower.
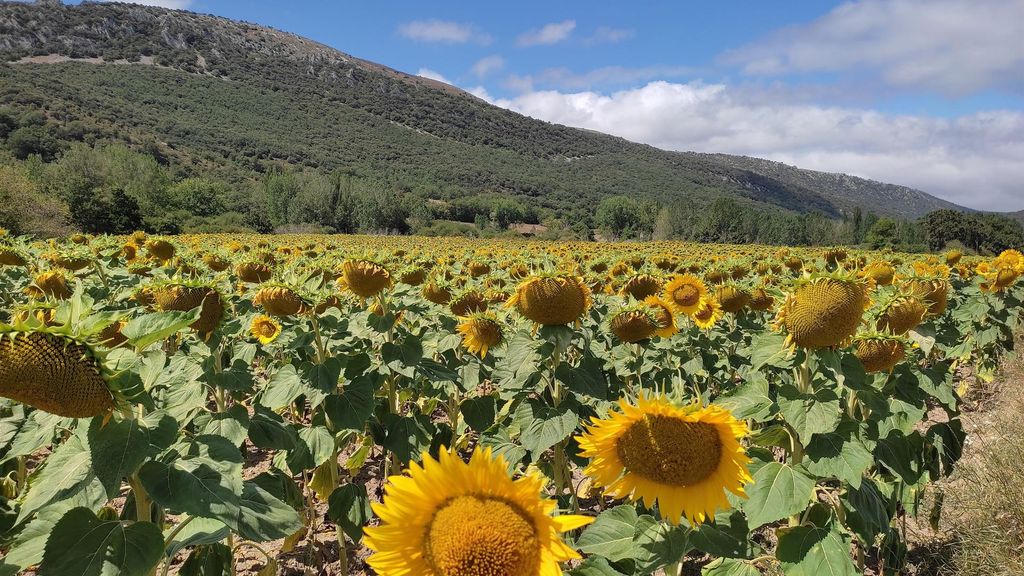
[250,314,282,345]
[151,282,224,334]
[253,285,308,318]
[449,289,488,317]
[364,447,593,576]
[860,261,895,286]
[506,274,591,326]
[620,274,663,301]
[609,309,659,343]
[26,270,72,300]
[776,274,868,349]
[342,259,392,298]
[456,313,504,358]
[690,296,723,331]
[875,296,927,335]
[854,334,907,374]
[715,285,751,314]
[907,278,950,317]
[644,296,678,338]
[663,274,707,316]
[576,396,751,525]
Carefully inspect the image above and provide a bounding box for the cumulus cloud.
[517,20,576,47]
[585,26,635,46]
[99,0,193,8]
[479,81,1024,211]
[398,19,491,45]
[504,64,692,92]
[416,68,452,84]
[721,0,1024,95]
[471,55,504,79]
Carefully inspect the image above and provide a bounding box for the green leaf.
[122,309,202,350]
[749,331,794,370]
[743,462,816,528]
[460,395,497,432]
[776,520,858,576]
[512,398,579,455]
[634,517,689,573]
[568,557,629,576]
[194,405,249,447]
[702,558,761,576]
[38,507,163,576]
[0,507,65,576]
[323,375,376,432]
[842,478,890,545]
[717,374,775,421]
[576,505,640,562]
[178,543,232,576]
[804,422,874,489]
[305,357,343,393]
[327,483,372,542]
[138,435,244,528]
[555,352,609,400]
[493,331,543,390]
[18,428,105,523]
[778,384,841,444]
[381,413,434,464]
[235,481,303,542]
[689,510,756,558]
[164,517,230,560]
[247,407,298,450]
[259,364,305,410]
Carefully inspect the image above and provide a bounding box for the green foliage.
[595,195,654,240]
[6,125,60,161]
[922,209,1024,254]
[0,164,71,237]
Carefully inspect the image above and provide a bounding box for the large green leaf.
[38,507,163,576]
[258,364,305,409]
[777,384,841,444]
[702,558,761,576]
[513,398,579,455]
[717,374,775,421]
[743,462,816,528]
[575,505,641,562]
[138,435,243,528]
[193,405,249,447]
[323,374,376,432]
[327,483,372,542]
[122,309,201,350]
[749,331,794,370]
[804,422,873,489]
[235,481,303,542]
[775,520,858,576]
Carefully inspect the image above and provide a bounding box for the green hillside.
[0,0,977,241]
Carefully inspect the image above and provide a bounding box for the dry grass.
[940,347,1024,575]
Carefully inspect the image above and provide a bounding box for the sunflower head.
[457,313,504,358]
[250,314,282,345]
[748,287,775,312]
[854,334,907,374]
[664,274,707,315]
[364,447,593,576]
[860,261,895,287]
[253,285,309,318]
[644,296,678,338]
[0,246,27,267]
[449,288,488,317]
[26,270,73,300]
[145,238,176,262]
[576,396,751,525]
[342,259,392,298]
[235,261,274,284]
[202,253,231,272]
[776,273,868,349]
[0,325,116,418]
[423,277,454,305]
[609,308,660,343]
[945,250,963,266]
[399,267,427,286]
[507,274,592,326]
[906,278,950,317]
[151,281,224,334]
[875,295,928,335]
[716,284,751,314]
[620,274,663,301]
[691,296,724,330]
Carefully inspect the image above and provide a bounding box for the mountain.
[0,0,968,223]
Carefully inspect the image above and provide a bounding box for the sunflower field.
[0,232,1022,576]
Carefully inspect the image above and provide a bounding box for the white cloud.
[416,68,451,84]
[517,20,576,47]
[585,26,635,45]
[504,65,692,92]
[721,0,1024,95]
[99,0,194,8]
[479,81,1024,211]
[398,20,491,45]
[471,55,504,79]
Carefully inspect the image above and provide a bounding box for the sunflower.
[776,275,868,349]
[854,334,907,374]
[860,261,895,286]
[253,285,308,317]
[715,285,751,314]
[449,289,488,317]
[664,274,707,315]
[250,314,282,344]
[342,259,393,298]
[620,274,663,301]
[690,297,723,331]
[576,396,751,525]
[610,309,659,343]
[875,296,927,335]
[364,447,593,576]
[457,314,504,358]
[907,278,949,317]
[644,296,678,338]
[507,274,591,326]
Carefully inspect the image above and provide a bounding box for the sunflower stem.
[311,314,327,363]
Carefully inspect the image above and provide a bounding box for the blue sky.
[88,0,1024,211]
